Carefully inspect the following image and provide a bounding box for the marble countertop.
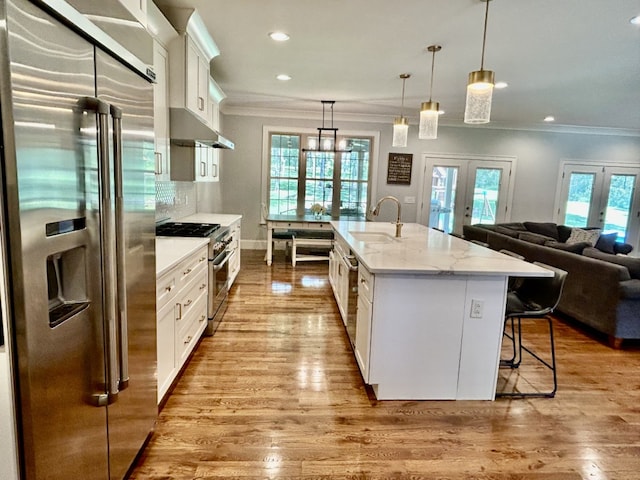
[156,237,210,277]
[180,213,242,227]
[331,220,553,277]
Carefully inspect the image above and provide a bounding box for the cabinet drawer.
[358,265,374,302]
[176,246,208,290]
[174,269,207,332]
[176,293,207,364]
[156,271,177,310]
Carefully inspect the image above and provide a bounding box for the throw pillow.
[523,222,559,241]
[594,232,618,254]
[557,225,573,243]
[544,240,591,254]
[614,243,633,255]
[566,227,600,246]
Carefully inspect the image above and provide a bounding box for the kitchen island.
[330,220,552,401]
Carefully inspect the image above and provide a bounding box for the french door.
[418,155,514,235]
[556,162,640,244]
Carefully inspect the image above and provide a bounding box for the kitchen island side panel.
[369,274,467,400]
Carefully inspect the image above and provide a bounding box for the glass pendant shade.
[464,69,495,124]
[419,101,439,139]
[392,117,409,147]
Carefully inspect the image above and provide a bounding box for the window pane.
[430,166,457,233]
[305,180,333,213]
[564,173,595,227]
[471,168,501,225]
[270,134,299,178]
[269,179,297,215]
[340,180,367,217]
[341,139,370,182]
[604,174,636,240]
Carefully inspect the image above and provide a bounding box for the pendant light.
[302,100,352,153]
[419,45,442,139]
[464,0,495,124]
[392,74,410,147]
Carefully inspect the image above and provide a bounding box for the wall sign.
[386,153,413,185]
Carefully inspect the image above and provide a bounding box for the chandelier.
[302,100,352,153]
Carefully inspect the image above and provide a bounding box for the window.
[265,129,375,219]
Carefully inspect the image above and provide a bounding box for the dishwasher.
[343,253,359,349]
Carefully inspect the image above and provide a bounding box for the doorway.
[418,154,516,235]
[555,162,640,245]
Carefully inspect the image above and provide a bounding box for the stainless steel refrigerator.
[0,0,157,478]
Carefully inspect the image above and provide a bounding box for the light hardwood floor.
[130,250,640,479]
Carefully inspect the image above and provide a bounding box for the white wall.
[199,112,640,245]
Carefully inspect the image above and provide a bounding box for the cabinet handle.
[154,151,161,174]
[198,96,204,111]
[183,299,193,308]
[200,256,207,262]
[199,283,207,291]
[199,315,206,323]
[184,335,192,345]
[212,163,218,178]
[175,302,182,320]
[183,268,192,276]
[165,284,174,292]
[200,161,207,177]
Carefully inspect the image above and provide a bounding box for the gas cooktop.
[155,222,221,238]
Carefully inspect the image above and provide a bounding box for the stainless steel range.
[156,222,232,335]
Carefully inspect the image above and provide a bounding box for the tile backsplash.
[156,181,197,221]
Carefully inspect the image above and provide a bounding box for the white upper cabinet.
[163,8,220,124]
[147,1,178,181]
[153,41,171,180]
[185,37,210,121]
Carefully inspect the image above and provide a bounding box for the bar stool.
[497,262,567,398]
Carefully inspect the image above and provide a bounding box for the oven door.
[206,250,230,335]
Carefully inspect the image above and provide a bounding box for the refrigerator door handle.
[93,97,120,404]
[80,96,121,404]
[111,105,130,391]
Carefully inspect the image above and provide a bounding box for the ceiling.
[154,0,640,134]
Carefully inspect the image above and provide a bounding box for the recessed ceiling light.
[630,15,640,25]
[494,81,508,89]
[544,115,555,122]
[269,31,290,41]
[276,74,292,81]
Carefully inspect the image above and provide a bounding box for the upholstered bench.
[291,230,334,267]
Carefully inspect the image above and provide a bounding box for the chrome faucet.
[371,196,403,237]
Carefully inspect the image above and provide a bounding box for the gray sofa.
[463,222,640,347]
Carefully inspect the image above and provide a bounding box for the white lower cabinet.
[156,244,208,403]
[355,293,372,381]
[228,219,241,286]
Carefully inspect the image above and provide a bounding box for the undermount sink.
[349,231,398,243]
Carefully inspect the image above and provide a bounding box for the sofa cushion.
[518,231,555,245]
[557,225,573,243]
[614,242,634,255]
[495,226,521,238]
[567,227,601,246]
[523,221,559,241]
[620,280,640,300]
[544,240,591,254]
[594,232,618,254]
[583,247,640,279]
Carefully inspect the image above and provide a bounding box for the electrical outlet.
[404,196,416,204]
[470,299,484,318]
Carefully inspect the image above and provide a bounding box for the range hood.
[169,108,234,150]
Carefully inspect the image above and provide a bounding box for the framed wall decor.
[386,153,413,185]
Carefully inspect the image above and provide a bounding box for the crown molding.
[221,105,640,138]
